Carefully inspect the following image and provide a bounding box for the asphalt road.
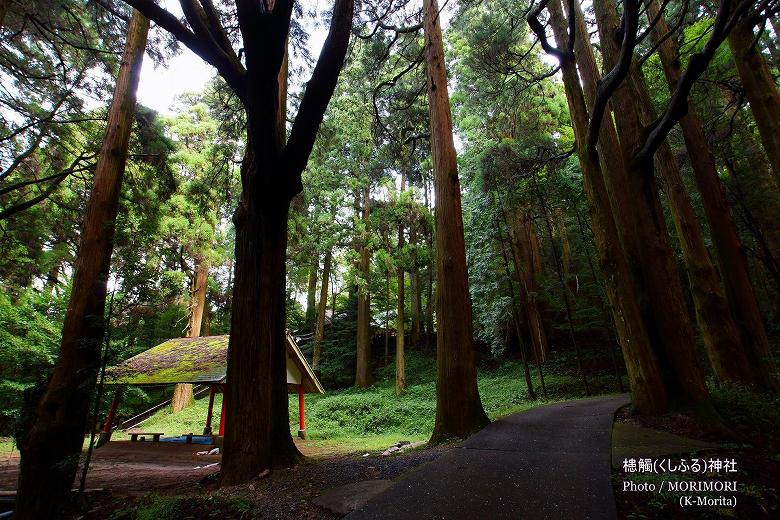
[346,395,630,520]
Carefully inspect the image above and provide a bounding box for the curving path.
[346,395,630,520]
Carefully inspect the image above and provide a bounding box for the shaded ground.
[0,438,454,519]
[346,395,630,520]
[612,406,780,519]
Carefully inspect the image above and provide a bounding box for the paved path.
[346,395,630,520]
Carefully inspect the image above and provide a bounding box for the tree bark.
[645,0,777,390]
[548,0,666,414]
[396,179,406,394]
[304,257,318,332]
[728,16,780,186]
[313,249,332,368]
[355,185,373,388]
[410,219,423,346]
[173,258,209,412]
[15,12,149,519]
[425,0,489,442]
[507,210,549,363]
[590,0,712,412]
[625,62,750,385]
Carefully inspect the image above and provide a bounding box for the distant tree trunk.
[554,207,572,283]
[410,219,422,346]
[313,249,332,369]
[173,259,209,412]
[533,180,589,395]
[304,257,319,332]
[495,218,535,399]
[202,301,211,336]
[728,16,780,186]
[548,0,666,414]
[424,176,434,349]
[645,0,777,391]
[355,185,373,388]
[425,0,489,442]
[396,176,406,394]
[15,12,149,519]
[590,0,713,414]
[507,211,549,363]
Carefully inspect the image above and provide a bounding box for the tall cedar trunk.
[304,258,318,331]
[221,33,300,484]
[627,64,752,385]
[728,17,780,186]
[410,220,422,345]
[355,185,373,388]
[590,0,712,411]
[425,0,489,442]
[313,249,332,368]
[14,12,149,519]
[548,0,666,414]
[507,211,549,362]
[173,259,209,412]
[222,149,300,484]
[645,0,777,390]
[396,175,406,394]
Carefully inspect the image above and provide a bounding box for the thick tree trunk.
[425,0,489,442]
[644,0,777,390]
[14,12,149,519]
[355,185,373,388]
[221,153,301,484]
[728,17,780,186]
[627,64,752,385]
[590,0,712,412]
[548,0,666,414]
[313,249,332,368]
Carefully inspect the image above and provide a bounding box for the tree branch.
[282,0,355,195]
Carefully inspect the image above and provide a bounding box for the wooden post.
[203,386,216,435]
[102,396,120,434]
[297,384,308,440]
[96,389,123,448]
[218,390,226,436]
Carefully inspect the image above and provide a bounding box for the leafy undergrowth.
[107,494,252,520]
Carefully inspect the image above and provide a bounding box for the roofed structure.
[107,333,324,394]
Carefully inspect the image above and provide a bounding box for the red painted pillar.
[218,390,226,436]
[297,384,308,439]
[102,396,120,433]
[96,388,123,448]
[204,386,216,435]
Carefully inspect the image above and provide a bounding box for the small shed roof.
[107,333,324,394]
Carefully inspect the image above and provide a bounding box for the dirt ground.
[0,439,453,519]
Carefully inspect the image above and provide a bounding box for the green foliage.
[0,288,65,433]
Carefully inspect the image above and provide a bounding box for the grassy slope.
[125,351,621,452]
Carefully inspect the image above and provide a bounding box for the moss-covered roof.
[107,334,324,393]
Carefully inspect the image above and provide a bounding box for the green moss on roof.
[107,335,229,385]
